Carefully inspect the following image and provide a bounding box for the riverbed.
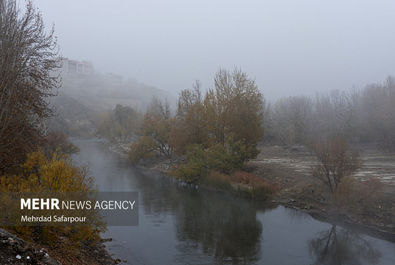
[71,139,395,265]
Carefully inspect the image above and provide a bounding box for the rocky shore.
[0,228,120,265]
[0,228,119,265]
[0,228,59,265]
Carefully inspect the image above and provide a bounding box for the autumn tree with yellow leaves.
[0,151,105,246]
[130,69,265,180]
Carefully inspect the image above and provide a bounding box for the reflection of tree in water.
[174,192,262,265]
[309,225,381,265]
[132,171,183,219]
[130,170,263,264]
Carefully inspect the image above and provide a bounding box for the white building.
[61,58,94,76]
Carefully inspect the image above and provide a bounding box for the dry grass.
[205,170,279,200]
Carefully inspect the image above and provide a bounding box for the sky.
[34,0,395,100]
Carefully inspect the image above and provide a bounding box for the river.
[71,138,395,265]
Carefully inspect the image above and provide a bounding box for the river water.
[71,139,395,265]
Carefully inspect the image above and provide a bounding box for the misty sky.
[35,0,395,99]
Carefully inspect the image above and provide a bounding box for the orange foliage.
[229,171,279,192]
[205,170,279,199]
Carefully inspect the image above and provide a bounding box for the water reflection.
[174,192,262,264]
[72,139,395,265]
[309,225,381,265]
[131,171,263,264]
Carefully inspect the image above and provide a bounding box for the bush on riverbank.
[333,175,384,213]
[127,69,271,199]
[129,136,157,164]
[129,69,264,170]
[174,137,254,182]
[203,171,279,200]
[0,151,105,247]
[174,144,206,183]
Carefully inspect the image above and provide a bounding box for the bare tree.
[0,0,59,173]
[311,137,360,194]
[357,77,395,151]
[271,96,312,146]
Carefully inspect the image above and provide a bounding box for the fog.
[35,0,395,99]
[2,1,395,263]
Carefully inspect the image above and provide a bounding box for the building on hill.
[61,58,94,76]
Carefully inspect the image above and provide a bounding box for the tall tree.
[140,98,174,158]
[171,81,206,154]
[205,69,264,158]
[0,0,59,173]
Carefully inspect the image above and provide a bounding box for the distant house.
[61,58,94,76]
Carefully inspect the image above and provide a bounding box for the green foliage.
[172,69,264,154]
[175,144,206,183]
[132,69,264,191]
[205,144,233,173]
[171,69,264,182]
[206,135,257,174]
[175,136,258,182]
[205,69,264,147]
[206,142,244,174]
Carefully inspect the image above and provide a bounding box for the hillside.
[47,61,176,136]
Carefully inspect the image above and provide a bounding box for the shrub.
[334,176,383,211]
[129,136,157,164]
[174,144,206,183]
[0,151,105,246]
[311,136,360,194]
[230,171,279,200]
[200,170,278,200]
[334,176,356,206]
[204,171,232,190]
[206,143,235,173]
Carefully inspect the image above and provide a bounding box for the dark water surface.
[72,139,395,265]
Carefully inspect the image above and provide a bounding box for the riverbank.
[0,138,120,265]
[105,139,395,242]
[249,144,395,242]
[0,227,119,265]
[69,138,395,264]
[0,228,59,265]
